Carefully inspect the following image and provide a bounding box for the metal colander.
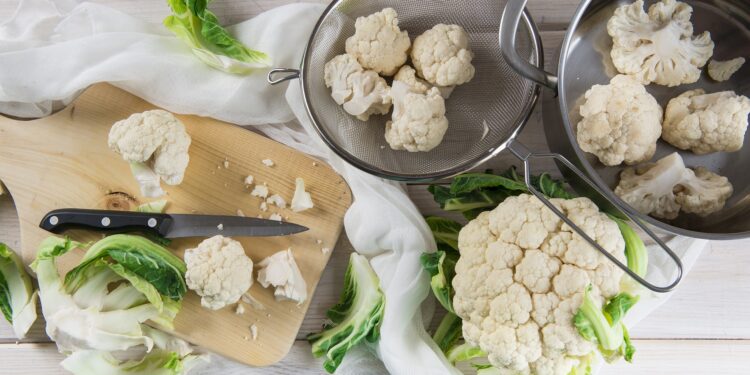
[269,0,543,181]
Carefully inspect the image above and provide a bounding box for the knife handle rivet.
[147,218,157,228]
[101,217,111,227]
[49,216,59,225]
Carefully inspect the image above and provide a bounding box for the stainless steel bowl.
[503,0,750,240]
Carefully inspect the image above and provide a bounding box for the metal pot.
[501,0,750,240]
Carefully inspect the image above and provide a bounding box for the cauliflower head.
[184,235,253,310]
[615,152,733,219]
[453,194,626,373]
[662,89,750,154]
[324,54,392,121]
[708,58,745,82]
[607,0,714,87]
[385,87,449,152]
[109,110,191,186]
[411,24,475,86]
[345,8,410,76]
[576,75,662,166]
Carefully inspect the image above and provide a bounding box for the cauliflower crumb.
[217,223,224,231]
[708,58,745,82]
[345,8,410,76]
[266,194,287,209]
[321,247,331,254]
[262,159,275,167]
[223,159,229,169]
[260,202,268,212]
[251,184,269,199]
[269,213,282,221]
[316,239,323,245]
[236,209,245,217]
[235,303,245,315]
[241,293,266,310]
[244,175,254,186]
[250,324,258,341]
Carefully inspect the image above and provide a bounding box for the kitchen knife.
[39,208,308,238]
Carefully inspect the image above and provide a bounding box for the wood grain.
[0,84,352,367]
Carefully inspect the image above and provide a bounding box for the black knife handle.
[39,209,173,237]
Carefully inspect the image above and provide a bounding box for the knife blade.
[39,208,308,238]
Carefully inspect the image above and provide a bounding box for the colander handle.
[267,68,300,85]
[500,0,558,90]
[507,141,684,293]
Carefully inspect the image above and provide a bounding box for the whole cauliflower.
[615,152,733,219]
[184,235,254,310]
[708,58,746,82]
[411,24,475,87]
[345,8,410,76]
[109,110,191,197]
[607,0,714,87]
[662,89,750,154]
[453,194,626,373]
[576,75,662,166]
[324,54,392,121]
[385,86,449,152]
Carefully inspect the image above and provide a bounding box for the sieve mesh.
[301,0,540,180]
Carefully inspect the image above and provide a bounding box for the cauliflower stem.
[573,286,638,362]
[308,253,385,373]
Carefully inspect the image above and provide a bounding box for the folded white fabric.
[0,1,709,374]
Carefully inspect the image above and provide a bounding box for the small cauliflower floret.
[257,248,307,304]
[345,8,410,76]
[615,152,733,219]
[411,24,475,86]
[607,0,714,86]
[291,177,314,212]
[576,75,662,166]
[708,58,745,82]
[323,54,363,105]
[341,70,392,121]
[108,110,191,197]
[453,194,627,372]
[184,235,253,310]
[662,89,750,154]
[384,87,448,152]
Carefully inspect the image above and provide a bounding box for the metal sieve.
[267,0,541,182]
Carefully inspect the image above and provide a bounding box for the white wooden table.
[1,0,749,374]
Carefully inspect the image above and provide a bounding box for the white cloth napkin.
[0,1,708,374]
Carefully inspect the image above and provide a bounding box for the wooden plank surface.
[1,0,749,374]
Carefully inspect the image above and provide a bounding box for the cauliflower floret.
[615,152,733,219]
[184,235,253,310]
[108,110,191,197]
[345,8,410,76]
[576,75,663,166]
[323,54,363,105]
[708,58,745,82]
[411,24,475,86]
[607,0,714,86]
[324,54,392,121]
[384,87,448,152]
[453,194,627,371]
[531,350,583,375]
[662,89,750,154]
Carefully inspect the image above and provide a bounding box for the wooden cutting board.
[0,83,352,366]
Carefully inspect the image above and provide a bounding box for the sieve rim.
[298,1,545,182]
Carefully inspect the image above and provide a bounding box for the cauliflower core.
[345,8,410,76]
[411,24,475,87]
[576,75,662,166]
[708,58,745,82]
[184,235,254,310]
[453,194,625,373]
[324,54,392,121]
[662,89,750,154]
[109,110,191,197]
[615,152,733,219]
[607,0,714,87]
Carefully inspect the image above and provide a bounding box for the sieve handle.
[507,141,684,293]
[267,68,300,85]
[500,0,558,90]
